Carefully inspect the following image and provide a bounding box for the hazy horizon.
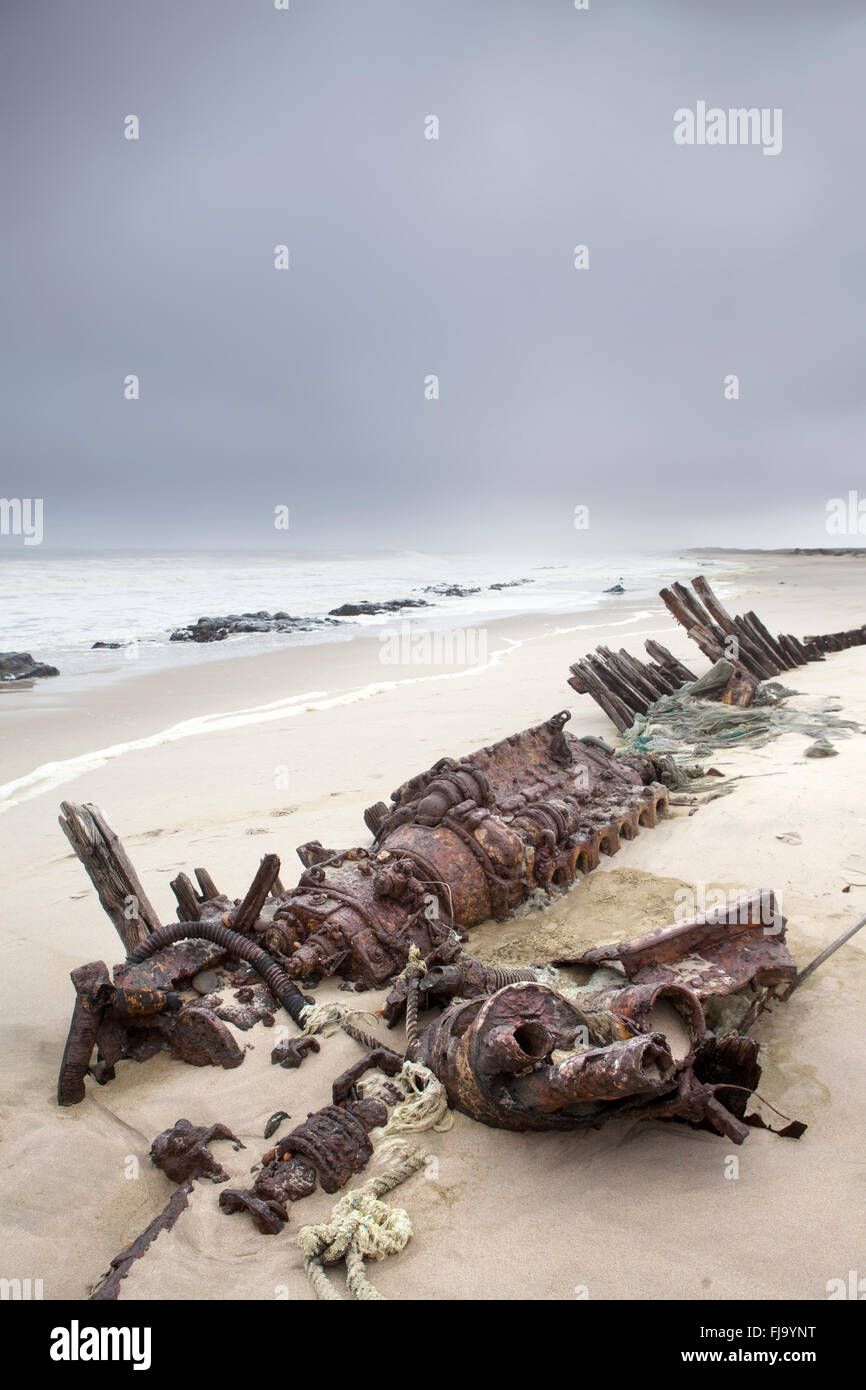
[2,2,865,554]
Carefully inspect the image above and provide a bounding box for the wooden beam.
[59,802,161,952]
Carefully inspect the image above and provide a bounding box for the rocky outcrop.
[0,651,60,681]
[327,598,430,617]
[169,612,340,643]
[422,584,481,597]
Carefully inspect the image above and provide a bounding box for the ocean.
[0,548,748,682]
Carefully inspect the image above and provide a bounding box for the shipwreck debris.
[59,801,162,952]
[273,711,668,988]
[570,575,865,733]
[56,960,244,1106]
[90,1179,195,1301]
[659,575,865,682]
[91,1117,242,1300]
[568,642,697,732]
[149,1118,245,1184]
[271,1035,321,1069]
[220,1098,387,1233]
[56,847,312,1105]
[56,716,667,1096]
[412,891,797,1138]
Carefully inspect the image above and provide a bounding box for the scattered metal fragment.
[264,1110,291,1139]
[91,1178,195,1301]
[270,1035,320,1069]
[782,910,866,1000]
[149,1118,245,1184]
[219,1098,387,1233]
[207,982,278,1031]
[91,1116,244,1299]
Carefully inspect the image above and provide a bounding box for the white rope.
[298,1148,426,1301]
[359,1058,453,1134]
[300,999,381,1038]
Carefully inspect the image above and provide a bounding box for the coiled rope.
[298,1145,427,1300]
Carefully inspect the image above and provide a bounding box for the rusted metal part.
[264,1110,290,1138]
[113,939,226,992]
[274,712,668,989]
[560,890,796,1003]
[57,954,245,1106]
[126,919,311,1023]
[415,892,797,1138]
[90,1178,194,1301]
[382,944,539,1026]
[149,1118,245,1184]
[331,1048,404,1106]
[219,1098,387,1233]
[782,910,866,1000]
[270,1035,321,1068]
[200,982,278,1031]
[90,1114,246,1298]
[57,963,117,1106]
[276,1101,385,1193]
[417,978,760,1140]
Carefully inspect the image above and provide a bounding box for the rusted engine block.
[269,711,668,988]
[415,892,797,1139]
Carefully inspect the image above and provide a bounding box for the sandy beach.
[2,550,865,1301]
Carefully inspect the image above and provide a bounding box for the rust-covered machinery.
[56,712,667,1104]
[268,711,668,987]
[409,891,800,1140]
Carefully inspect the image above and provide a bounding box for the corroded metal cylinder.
[273,712,668,988]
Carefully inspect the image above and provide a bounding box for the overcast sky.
[1,1,864,553]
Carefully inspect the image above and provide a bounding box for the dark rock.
[0,651,60,681]
[804,738,838,758]
[604,583,625,594]
[91,641,124,649]
[169,611,341,643]
[421,584,482,598]
[488,579,531,590]
[328,598,431,617]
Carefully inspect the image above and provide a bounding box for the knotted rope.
[298,1146,426,1300]
[300,999,387,1054]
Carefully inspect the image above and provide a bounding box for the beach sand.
[1,551,864,1300]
